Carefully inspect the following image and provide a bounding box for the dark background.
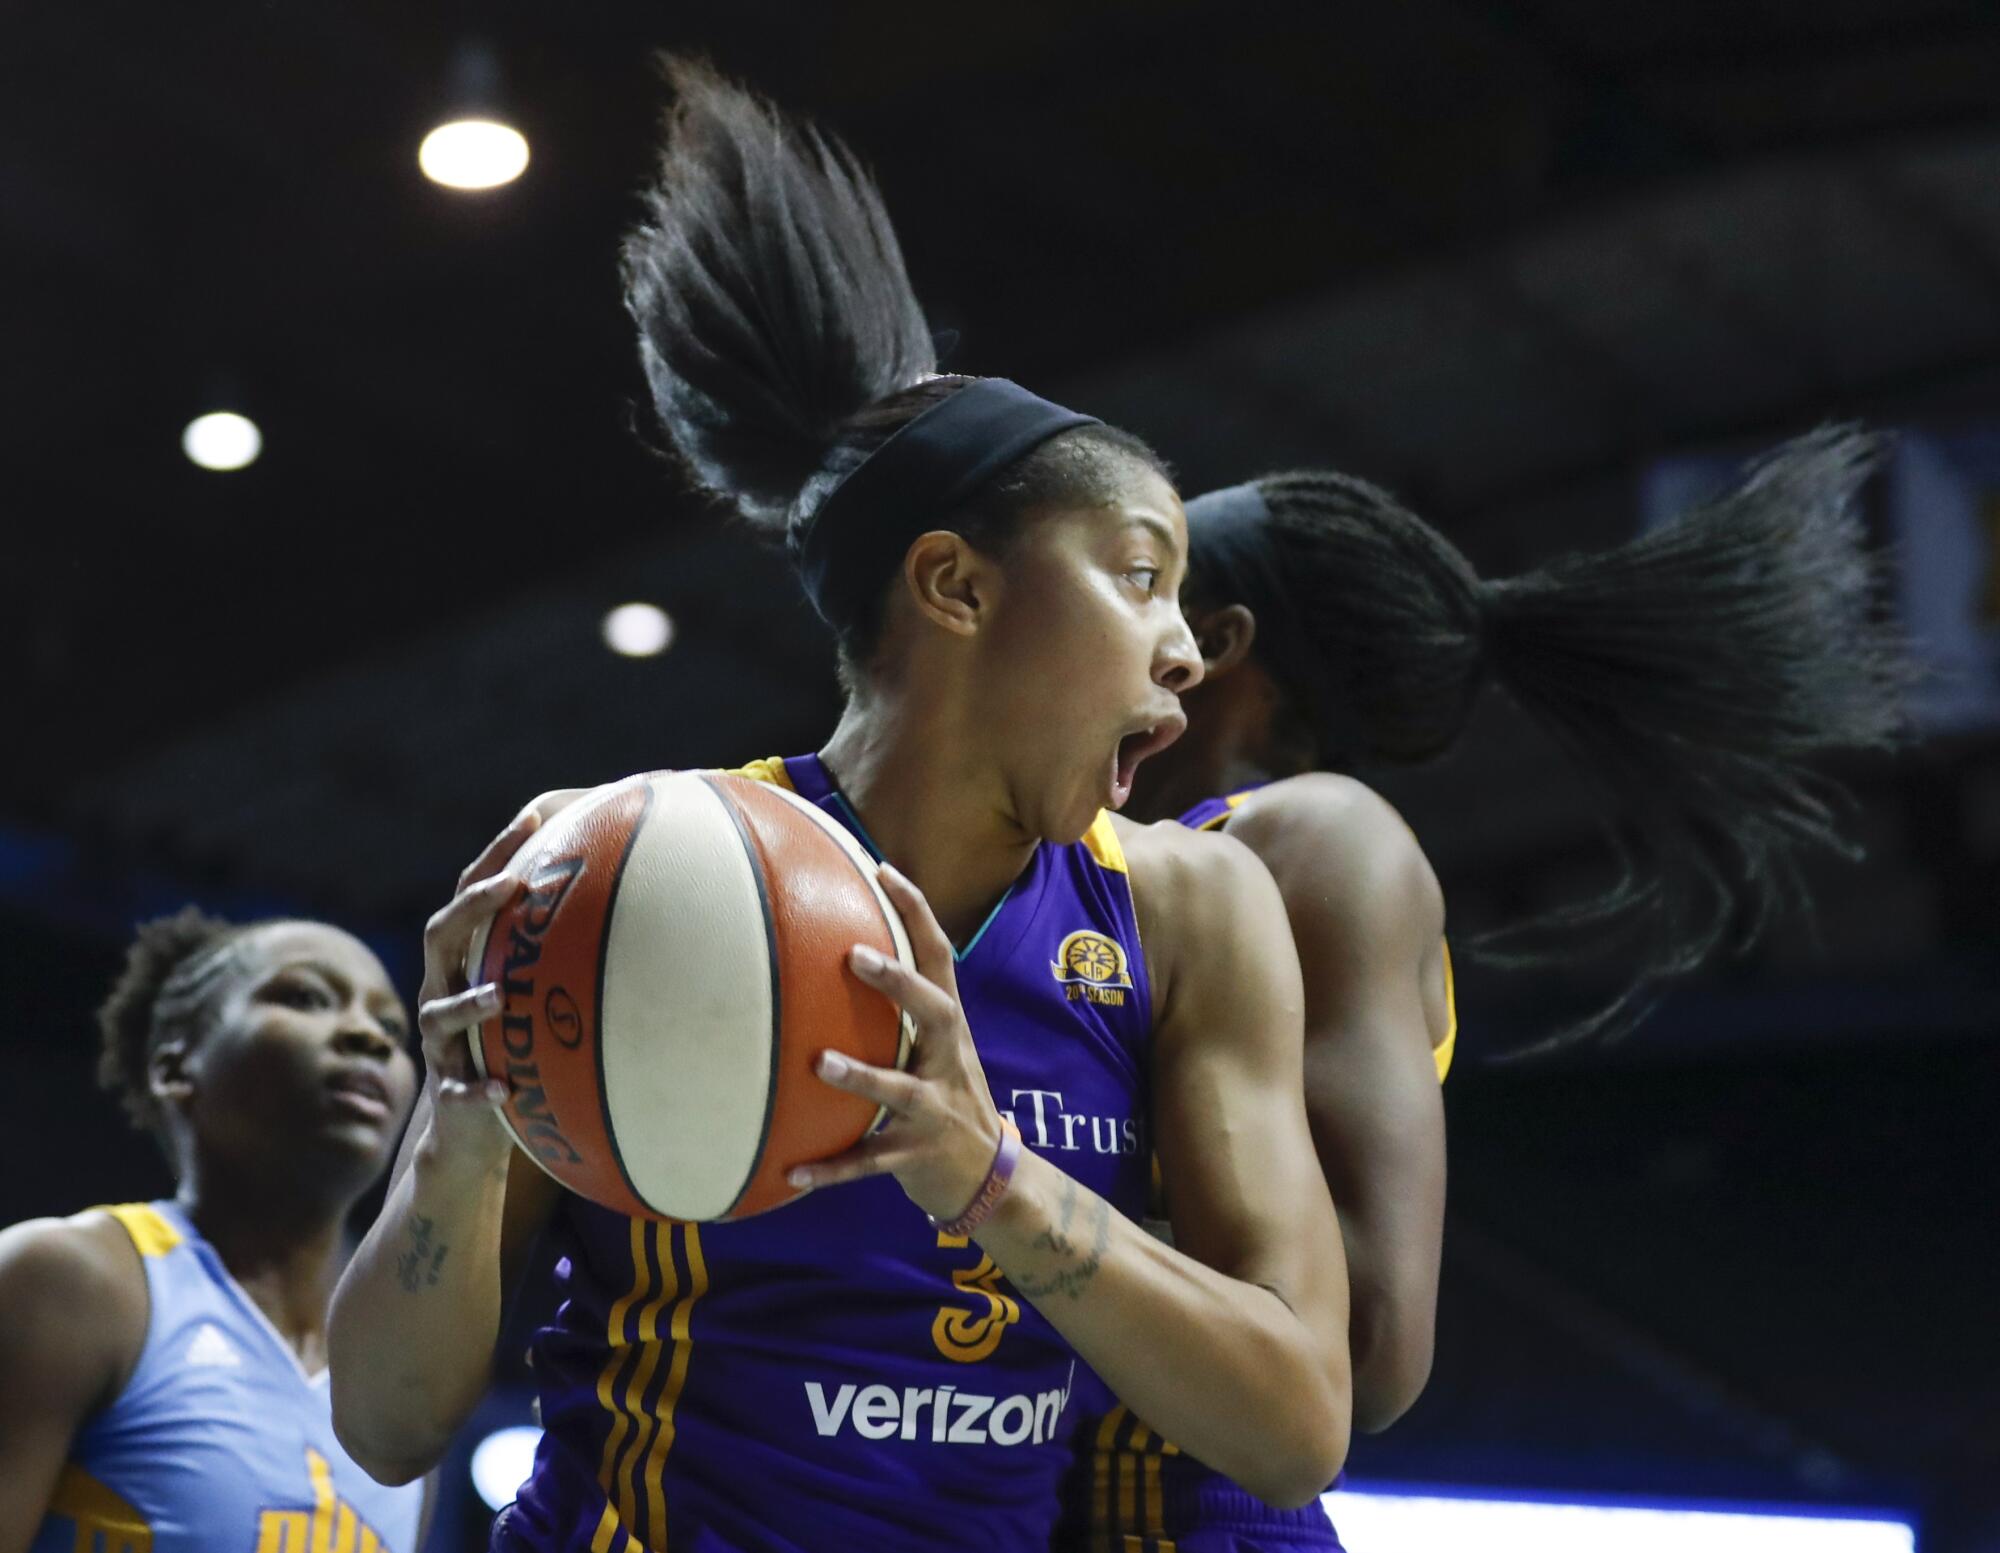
[5,2,1998,1548]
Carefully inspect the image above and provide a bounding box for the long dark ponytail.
[1197,427,1910,1036]
[621,57,1164,670]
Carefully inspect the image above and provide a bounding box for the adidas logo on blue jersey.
[185,1322,242,1368]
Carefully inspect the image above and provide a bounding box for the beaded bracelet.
[929,1117,1022,1238]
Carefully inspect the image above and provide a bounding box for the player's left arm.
[1136,824,1354,1483]
[798,840,1348,1506]
[993,828,1352,1502]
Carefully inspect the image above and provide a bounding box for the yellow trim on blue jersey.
[99,1203,182,1259]
[47,1463,152,1553]
[726,756,794,791]
[253,1449,394,1553]
[1434,941,1458,1084]
[1081,812,1128,873]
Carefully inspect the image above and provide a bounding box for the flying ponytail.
[621,55,938,533]
[1189,426,1911,1036]
[621,57,1165,669]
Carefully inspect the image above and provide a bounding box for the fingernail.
[879,863,907,886]
[850,945,883,973]
[476,983,502,1009]
[788,1167,812,1188]
[485,1080,509,1103]
[818,1051,849,1079]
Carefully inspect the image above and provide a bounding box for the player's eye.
[269,977,332,1011]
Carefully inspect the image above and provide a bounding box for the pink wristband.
[930,1118,1022,1238]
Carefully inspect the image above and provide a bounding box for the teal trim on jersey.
[829,793,1016,963]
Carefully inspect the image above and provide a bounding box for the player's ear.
[1189,603,1256,678]
[904,531,993,638]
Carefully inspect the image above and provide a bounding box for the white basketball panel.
[600,772,778,1219]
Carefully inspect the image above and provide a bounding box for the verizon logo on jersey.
[1003,1088,1143,1157]
[804,1364,1073,1447]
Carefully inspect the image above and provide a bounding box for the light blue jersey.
[32,1200,422,1553]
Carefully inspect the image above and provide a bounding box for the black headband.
[1184,480,1328,734]
[796,378,1100,625]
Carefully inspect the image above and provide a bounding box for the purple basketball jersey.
[501,754,1156,1553]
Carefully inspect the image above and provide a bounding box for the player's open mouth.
[327,1067,392,1123]
[1108,713,1188,811]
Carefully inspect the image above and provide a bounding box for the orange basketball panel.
[714,775,909,1218]
[472,777,655,1219]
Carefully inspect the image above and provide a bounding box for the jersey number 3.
[930,1231,1019,1363]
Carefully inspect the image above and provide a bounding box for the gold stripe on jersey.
[725,756,795,791]
[1434,941,1458,1083]
[1081,812,1129,874]
[1190,790,1254,832]
[1090,1405,1129,1553]
[594,1219,654,1502]
[253,1450,393,1553]
[611,1224,680,1531]
[98,1203,182,1259]
[586,1502,642,1553]
[1087,1409,1187,1551]
[1116,1414,1140,1538]
[637,1223,710,1549]
[46,1462,153,1553]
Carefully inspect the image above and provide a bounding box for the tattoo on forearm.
[1010,1181,1111,1302]
[395,1214,450,1293]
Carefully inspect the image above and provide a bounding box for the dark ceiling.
[11,0,2000,841]
[6,1,2000,1540]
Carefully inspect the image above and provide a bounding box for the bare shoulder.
[0,1211,143,1304]
[0,1211,148,1400]
[1112,811,1277,928]
[1111,813,1300,1033]
[1226,774,1442,933]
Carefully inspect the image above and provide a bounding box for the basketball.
[464,770,915,1221]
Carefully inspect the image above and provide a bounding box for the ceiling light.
[602,603,674,658]
[182,412,262,472]
[419,120,529,190]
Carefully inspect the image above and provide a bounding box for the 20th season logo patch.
[1050,930,1132,1007]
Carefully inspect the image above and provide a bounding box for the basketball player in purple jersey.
[1075,440,1908,1550]
[330,61,1354,1552]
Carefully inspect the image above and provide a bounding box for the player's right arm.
[0,1215,146,1553]
[329,802,571,1486]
